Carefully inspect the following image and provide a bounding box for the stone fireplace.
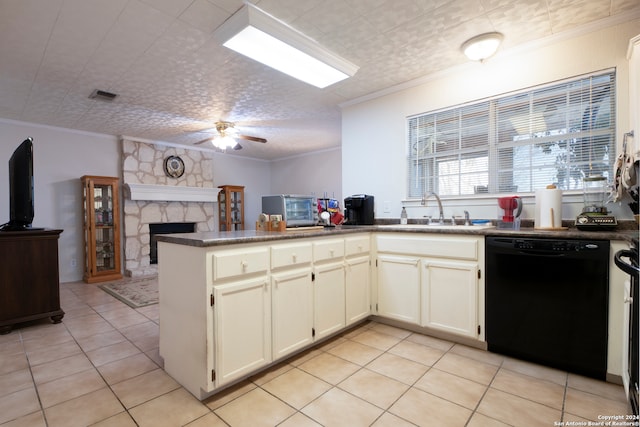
[121,139,216,277]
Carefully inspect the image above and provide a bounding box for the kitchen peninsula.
[156,225,635,400]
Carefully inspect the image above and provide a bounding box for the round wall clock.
[163,155,185,178]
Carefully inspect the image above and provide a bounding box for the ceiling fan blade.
[194,138,212,145]
[237,134,267,143]
[233,143,243,150]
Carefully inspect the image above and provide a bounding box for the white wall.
[343,19,640,223]
[270,148,342,203]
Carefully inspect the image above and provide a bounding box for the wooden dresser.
[0,229,64,334]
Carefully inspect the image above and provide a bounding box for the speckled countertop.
[156,220,638,248]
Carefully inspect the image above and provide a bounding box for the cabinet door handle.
[241,260,248,270]
[624,297,633,304]
[292,254,297,262]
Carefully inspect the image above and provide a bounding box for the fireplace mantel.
[125,183,217,202]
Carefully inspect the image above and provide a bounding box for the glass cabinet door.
[218,185,244,231]
[82,176,122,283]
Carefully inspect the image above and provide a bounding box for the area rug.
[99,276,158,308]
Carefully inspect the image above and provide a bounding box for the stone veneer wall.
[121,139,215,277]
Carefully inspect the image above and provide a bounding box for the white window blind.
[407,70,616,198]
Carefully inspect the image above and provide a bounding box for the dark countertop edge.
[155,224,638,247]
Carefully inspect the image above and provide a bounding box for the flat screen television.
[1,137,36,231]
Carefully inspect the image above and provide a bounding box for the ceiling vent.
[89,89,118,101]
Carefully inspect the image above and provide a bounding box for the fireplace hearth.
[149,222,196,264]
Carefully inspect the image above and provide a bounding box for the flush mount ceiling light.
[214,3,359,88]
[461,32,504,62]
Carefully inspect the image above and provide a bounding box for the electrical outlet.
[383,201,391,213]
[70,258,77,268]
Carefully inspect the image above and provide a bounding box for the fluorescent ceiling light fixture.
[461,32,504,61]
[214,4,358,88]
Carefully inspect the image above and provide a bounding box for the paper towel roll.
[535,188,563,228]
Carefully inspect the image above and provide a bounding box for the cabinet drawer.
[375,234,479,260]
[345,235,370,256]
[212,247,269,281]
[271,242,312,269]
[313,239,345,262]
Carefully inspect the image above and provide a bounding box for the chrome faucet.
[422,192,445,224]
[464,210,470,226]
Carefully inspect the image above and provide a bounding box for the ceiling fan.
[194,121,267,150]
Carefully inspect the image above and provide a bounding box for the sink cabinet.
[375,233,484,340]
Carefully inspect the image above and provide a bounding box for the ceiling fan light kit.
[461,32,504,61]
[214,3,359,88]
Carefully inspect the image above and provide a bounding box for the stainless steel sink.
[378,224,495,230]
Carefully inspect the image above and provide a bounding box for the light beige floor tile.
[338,368,409,409]
[389,387,472,427]
[91,411,138,427]
[476,388,561,426]
[261,368,331,409]
[250,362,293,386]
[38,368,106,408]
[327,339,383,366]
[18,322,66,341]
[501,356,567,386]
[388,340,445,366]
[0,331,21,346]
[119,321,159,352]
[23,340,83,367]
[369,322,413,339]
[366,352,429,385]
[21,326,73,351]
[215,387,296,427]
[287,348,323,367]
[279,412,322,427]
[371,411,417,426]
[144,347,162,367]
[101,308,150,330]
[351,330,402,351]
[97,352,158,385]
[414,368,487,409]
[450,344,504,366]
[0,386,40,424]
[111,368,180,409]
[30,353,93,385]
[316,336,348,351]
[0,369,32,398]
[204,380,256,411]
[405,332,454,352]
[73,329,127,353]
[185,412,229,427]
[85,340,141,367]
[128,388,210,427]
[466,412,512,427]
[491,368,565,410]
[297,352,361,385]
[433,352,499,385]
[0,340,23,357]
[340,323,370,340]
[302,387,383,426]
[63,315,115,339]
[61,305,96,319]
[44,387,124,427]
[0,410,46,427]
[135,305,159,323]
[567,374,627,402]
[564,387,631,421]
[92,301,128,313]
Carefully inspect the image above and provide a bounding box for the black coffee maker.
[344,195,374,225]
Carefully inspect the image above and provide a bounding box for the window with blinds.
[407,70,616,198]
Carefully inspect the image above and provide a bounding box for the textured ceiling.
[0,0,638,160]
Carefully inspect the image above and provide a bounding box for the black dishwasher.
[486,237,609,380]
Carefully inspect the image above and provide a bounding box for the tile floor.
[0,280,632,427]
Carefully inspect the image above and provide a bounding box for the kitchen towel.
[535,187,563,228]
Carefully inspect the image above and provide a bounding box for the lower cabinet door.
[377,254,421,324]
[214,276,271,386]
[345,256,371,325]
[421,259,478,338]
[271,268,313,359]
[314,262,346,340]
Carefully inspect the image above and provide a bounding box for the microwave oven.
[262,195,318,227]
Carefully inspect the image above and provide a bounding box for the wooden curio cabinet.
[218,185,244,231]
[82,176,122,283]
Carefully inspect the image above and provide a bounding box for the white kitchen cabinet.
[374,233,484,339]
[213,276,271,386]
[313,261,346,339]
[421,259,479,338]
[345,255,371,325]
[376,254,421,324]
[271,267,314,359]
[345,234,371,325]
